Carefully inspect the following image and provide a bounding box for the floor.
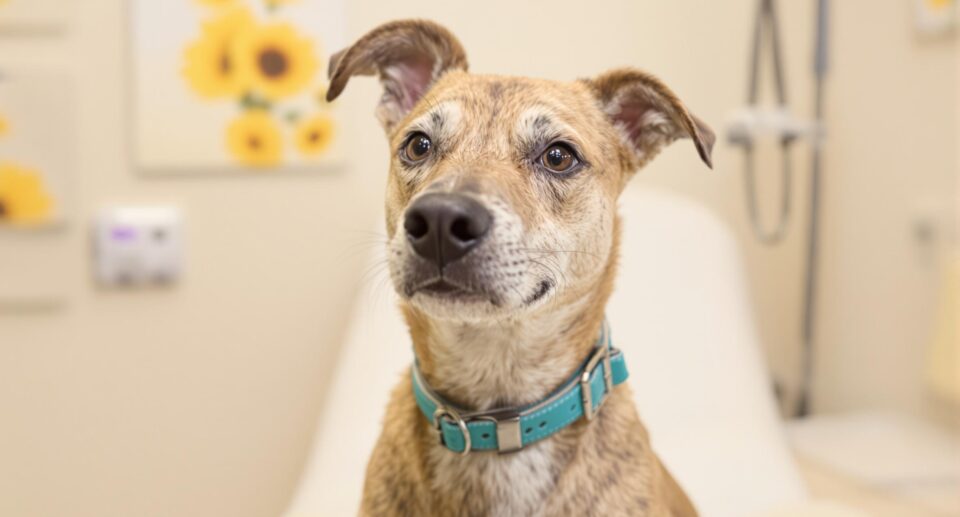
[790,412,960,517]
[799,456,957,517]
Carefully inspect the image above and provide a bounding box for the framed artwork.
[914,0,957,36]
[0,72,73,229]
[0,0,71,33]
[130,0,347,175]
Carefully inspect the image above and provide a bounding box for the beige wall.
[0,2,382,516]
[808,2,956,418]
[0,1,955,516]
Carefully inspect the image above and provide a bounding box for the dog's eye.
[404,133,433,162]
[540,143,577,173]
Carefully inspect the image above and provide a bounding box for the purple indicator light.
[111,226,138,242]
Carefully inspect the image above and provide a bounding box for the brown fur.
[328,19,713,517]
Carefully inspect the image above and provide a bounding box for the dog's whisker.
[532,256,563,284]
[333,236,392,264]
[527,259,561,291]
[357,259,391,291]
[338,243,390,263]
[519,247,600,259]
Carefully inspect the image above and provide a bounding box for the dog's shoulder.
[360,371,432,516]
[543,387,697,516]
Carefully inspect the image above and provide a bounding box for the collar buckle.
[432,406,471,456]
[580,344,614,421]
[476,409,522,454]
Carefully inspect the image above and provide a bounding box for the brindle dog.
[327,19,714,517]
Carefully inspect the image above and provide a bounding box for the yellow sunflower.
[182,8,256,98]
[234,22,318,101]
[195,0,236,8]
[226,110,283,167]
[295,113,334,156]
[0,162,55,226]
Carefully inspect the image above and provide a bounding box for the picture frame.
[129,0,347,176]
[0,71,74,231]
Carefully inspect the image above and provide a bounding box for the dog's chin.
[408,290,504,322]
[399,277,556,323]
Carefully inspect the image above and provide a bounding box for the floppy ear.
[326,19,468,130]
[587,68,714,169]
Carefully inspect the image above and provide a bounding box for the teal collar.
[412,323,629,455]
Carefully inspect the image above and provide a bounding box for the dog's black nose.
[404,193,492,268]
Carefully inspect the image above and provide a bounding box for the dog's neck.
[402,232,619,412]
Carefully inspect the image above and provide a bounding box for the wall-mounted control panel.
[94,206,183,287]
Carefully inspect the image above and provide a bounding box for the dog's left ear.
[587,68,714,169]
[326,19,468,131]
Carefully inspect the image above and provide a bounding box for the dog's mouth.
[419,279,460,294]
[409,276,554,310]
[524,279,553,305]
[412,278,496,303]
[418,279,468,296]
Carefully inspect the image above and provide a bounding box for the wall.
[0,1,954,516]
[0,1,383,516]
[810,2,956,418]
[582,1,957,420]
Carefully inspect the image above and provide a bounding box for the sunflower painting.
[132,0,345,173]
[232,22,318,101]
[0,74,72,229]
[182,8,256,99]
[194,0,236,7]
[295,113,334,156]
[226,110,283,166]
[0,163,55,226]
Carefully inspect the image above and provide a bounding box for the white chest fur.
[418,304,600,514]
[428,439,559,516]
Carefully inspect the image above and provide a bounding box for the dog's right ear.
[326,20,468,131]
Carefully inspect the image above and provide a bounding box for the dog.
[326,19,714,516]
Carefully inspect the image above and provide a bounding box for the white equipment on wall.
[94,206,183,287]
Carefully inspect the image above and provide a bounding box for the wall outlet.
[94,206,183,287]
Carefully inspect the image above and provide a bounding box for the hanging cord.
[743,0,794,245]
[796,0,829,418]
[743,140,793,245]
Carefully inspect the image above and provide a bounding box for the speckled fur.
[327,19,714,517]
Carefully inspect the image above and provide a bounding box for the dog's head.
[328,20,713,322]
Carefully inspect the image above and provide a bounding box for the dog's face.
[328,21,713,323]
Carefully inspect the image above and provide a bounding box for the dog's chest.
[428,441,559,516]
